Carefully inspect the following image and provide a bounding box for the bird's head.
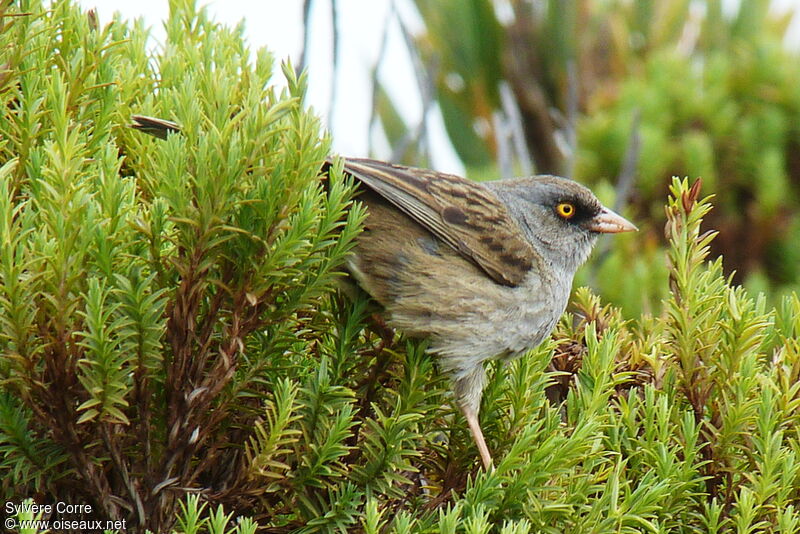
[486,176,637,275]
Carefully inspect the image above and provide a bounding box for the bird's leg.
[454,365,493,470]
[462,404,493,470]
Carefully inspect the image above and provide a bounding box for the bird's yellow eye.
[556,202,576,219]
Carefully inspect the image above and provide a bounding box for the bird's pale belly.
[386,268,571,378]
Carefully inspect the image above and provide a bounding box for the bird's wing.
[338,157,536,287]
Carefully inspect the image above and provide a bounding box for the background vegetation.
[2,0,800,532]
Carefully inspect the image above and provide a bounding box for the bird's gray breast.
[433,266,570,370]
[494,268,571,360]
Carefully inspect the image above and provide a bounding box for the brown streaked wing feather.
[340,157,535,287]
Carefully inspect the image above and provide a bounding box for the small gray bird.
[129,116,636,469]
[337,158,636,470]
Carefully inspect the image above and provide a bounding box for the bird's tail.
[129,115,182,139]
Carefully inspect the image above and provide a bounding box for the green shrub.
[2,1,800,533]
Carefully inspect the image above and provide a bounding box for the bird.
[332,158,636,470]
[129,115,637,470]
